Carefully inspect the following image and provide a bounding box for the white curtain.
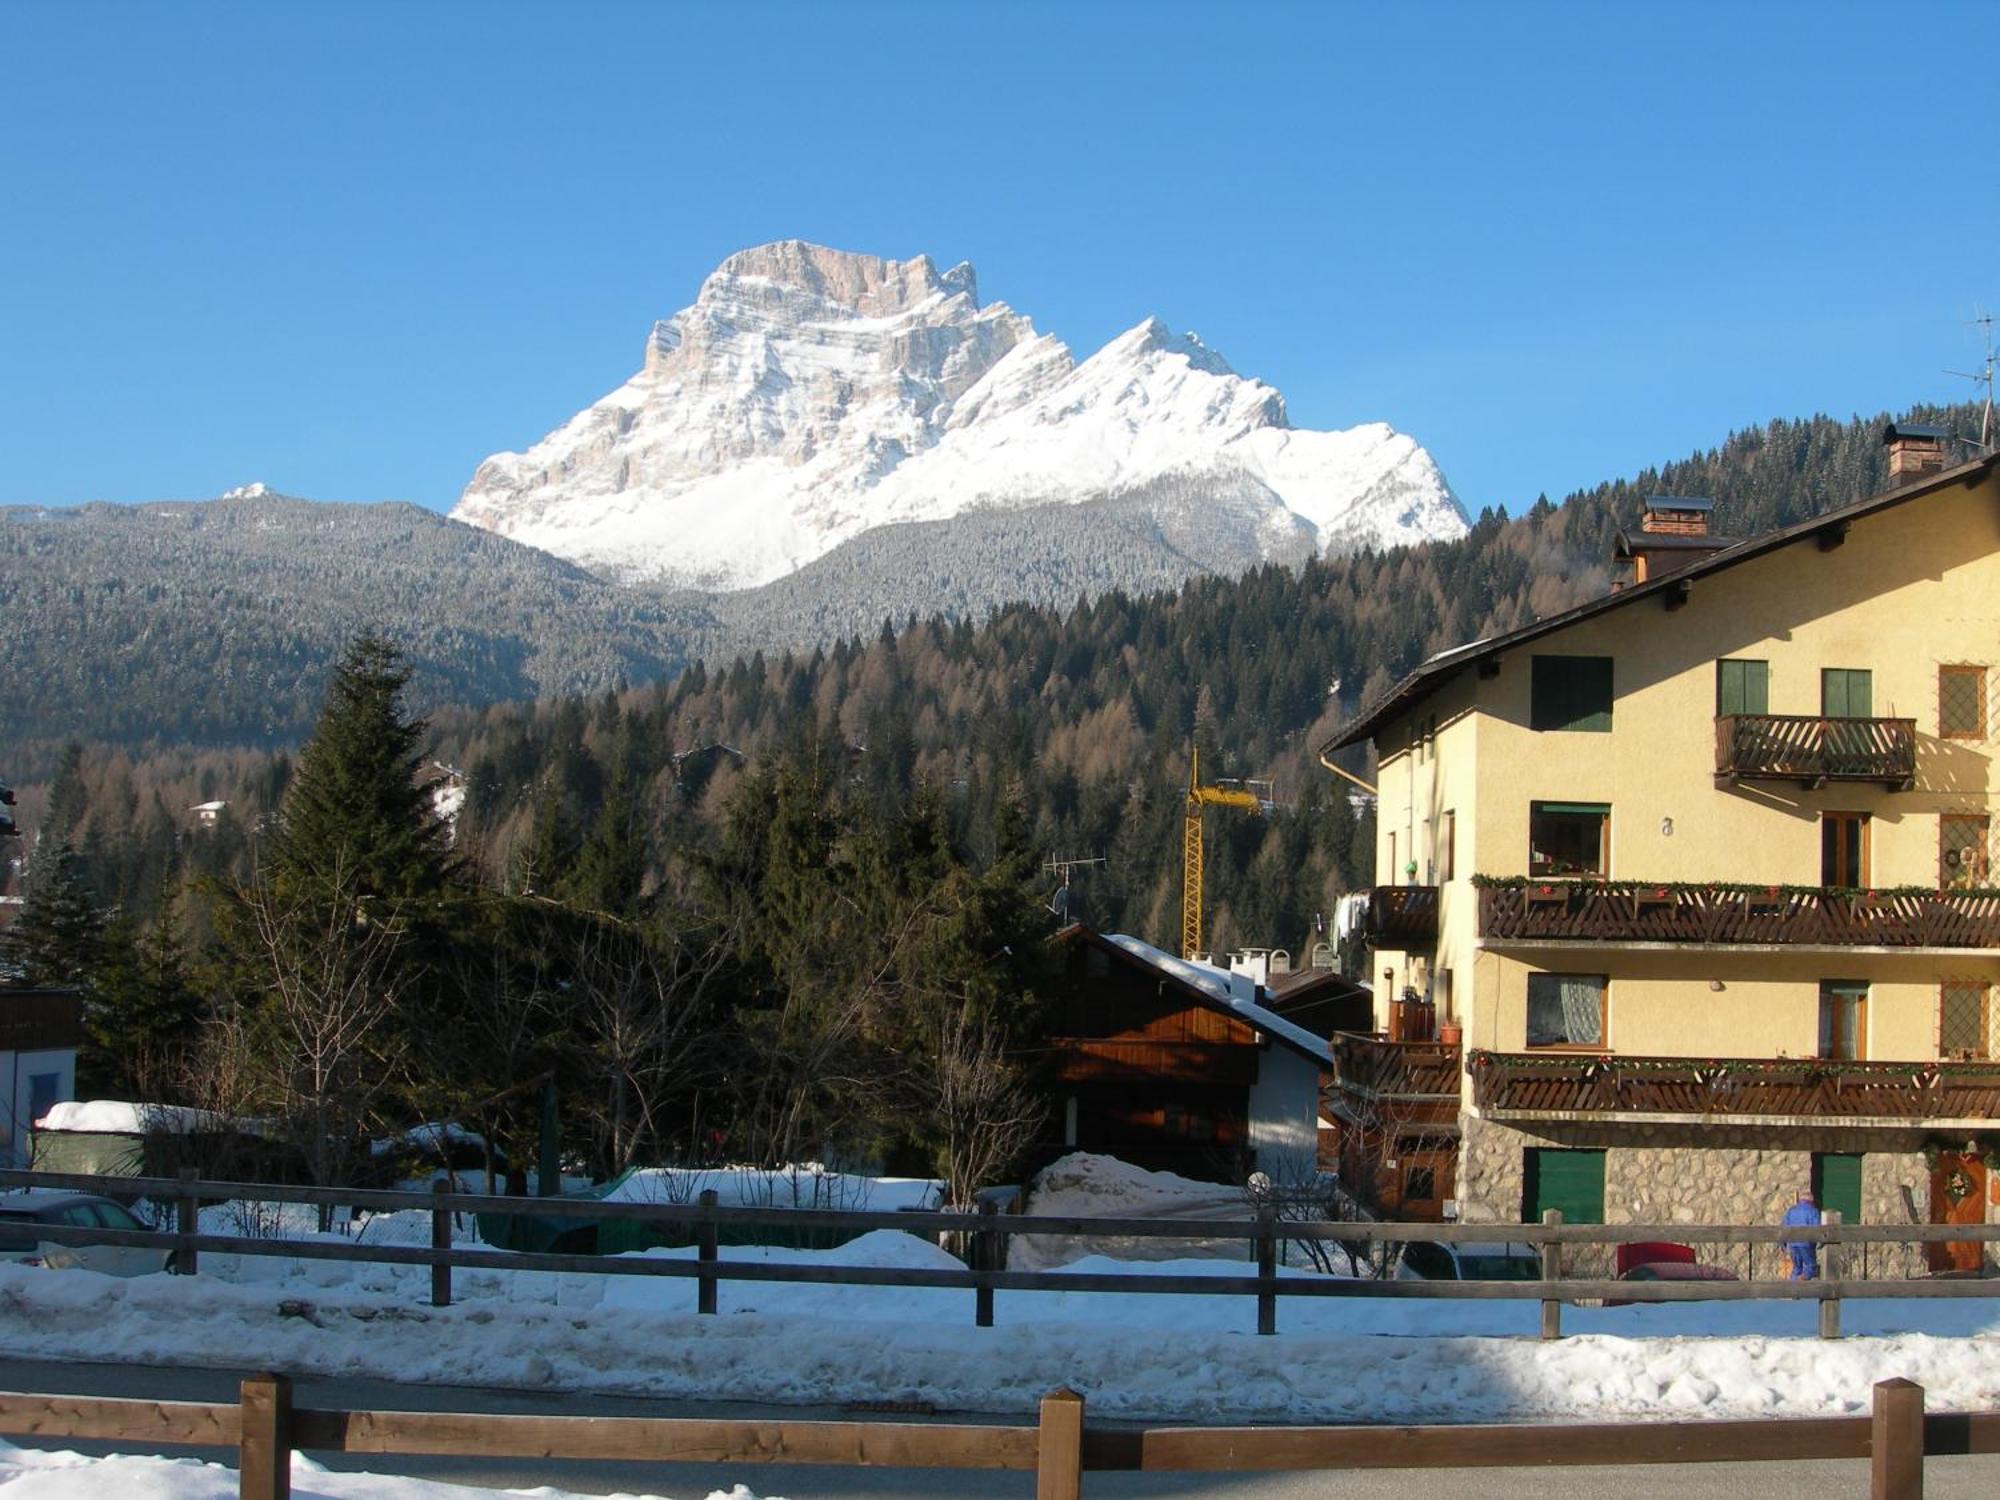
[1560,976,1604,1046]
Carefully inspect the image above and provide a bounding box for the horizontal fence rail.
[1,1376,1993,1500]
[2,1169,1996,1342]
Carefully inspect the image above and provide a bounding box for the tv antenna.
[1944,307,1997,451]
[1043,855,1104,923]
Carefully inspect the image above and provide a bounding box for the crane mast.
[1181,746,1267,961]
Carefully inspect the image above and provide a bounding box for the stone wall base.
[1458,1113,1961,1279]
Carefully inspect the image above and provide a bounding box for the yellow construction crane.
[1182,746,1268,961]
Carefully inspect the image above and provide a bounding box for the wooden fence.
[2,1168,1997,1342]
[0,1374,1991,1500]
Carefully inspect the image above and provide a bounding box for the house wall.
[1373,669,1482,1030]
[1246,1046,1322,1183]
[0,1046,77,1167]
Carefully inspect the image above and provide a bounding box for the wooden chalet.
[1040,927,1331,1184]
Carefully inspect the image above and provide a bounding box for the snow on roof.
[1102,933,1332,1066]
[37,1100,233,1135]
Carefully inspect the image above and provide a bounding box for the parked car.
[1393,1239,1541,1280]
[0,1191,175,1277]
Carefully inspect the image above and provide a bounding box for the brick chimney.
[1639,496,1713,538]
[1613,497,1730,588]
[1883,422,1949,487]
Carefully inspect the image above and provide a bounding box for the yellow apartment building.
[1325,429,2000,1267]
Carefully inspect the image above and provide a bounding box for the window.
[1716,659,1770,717]
[1940,814,1991,890]
[1438,810,1456,882]
[1524,1148,1606,1225]
[1387,831,1397,885]
[1819,981,1868,1061]
[27,1073,58,1128]
[1940,981,1995,1060]
[1403,1164,1437,1203]
[1821,812,1869,888]
[1940,665,1987,740]
[1531,656,1614,732]
[1526,973,1607,1049]
[1821,668,1873,718]
[1530,802,1609,877]
[1812,1153,1864,1225]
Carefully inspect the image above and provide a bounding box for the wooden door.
[1927,1152,1988,1273]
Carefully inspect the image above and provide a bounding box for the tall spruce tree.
[0,842,106,987]
[269,635,450,901]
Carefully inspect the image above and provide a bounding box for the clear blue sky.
[4,0,1995,519]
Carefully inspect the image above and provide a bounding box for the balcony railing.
[1477,879,2000,948]
[1469,1048,2000,1124]
[1715,713,1917,788]
[1331,1033,1462,1102]
[1365,885,1440,948]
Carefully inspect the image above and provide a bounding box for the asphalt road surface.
[2,1357,1995,1499]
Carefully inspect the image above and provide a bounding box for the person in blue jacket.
[1781,1189,1821,1279]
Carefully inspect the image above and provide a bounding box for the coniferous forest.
[0,402,1985,1185]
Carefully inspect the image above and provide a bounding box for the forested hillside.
[10,402,1984,961]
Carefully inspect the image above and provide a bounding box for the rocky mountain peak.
[454,242,1464,590]
[700,240,971,318]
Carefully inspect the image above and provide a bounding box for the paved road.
[2,1357,1995,1499]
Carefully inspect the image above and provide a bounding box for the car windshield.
[1456,1254,1540,1280]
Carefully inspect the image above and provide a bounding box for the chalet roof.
[1052,926,1333,1066]
[1325,450,2000,754]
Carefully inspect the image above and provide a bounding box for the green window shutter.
[1533,657,1614,733]
[1719,660,1770,716]
[1812,1153,1863,1224]
[1823,669,1872,718]
[1524,1148,1606,1225]
[1719,661,1745,716]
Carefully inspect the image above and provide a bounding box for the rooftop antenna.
[1043,855,1104,922]
[1944,307,1997,451]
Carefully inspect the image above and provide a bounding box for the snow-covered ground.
[0,1442,764,1500]
[4,1153,1995,1426]
[3,1240,1997,1425]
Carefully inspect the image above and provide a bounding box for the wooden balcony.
[1469,1048,2000,1126]
[1331,1033,1462,1103]
[1715,713,1916,788]
[1477,879,2000,949]
[1365,885,1440,949]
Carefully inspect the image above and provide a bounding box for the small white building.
[0,988,82,1167]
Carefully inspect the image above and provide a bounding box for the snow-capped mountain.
[453,241,1466,590]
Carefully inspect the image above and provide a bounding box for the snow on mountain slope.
[453,241,1466,589]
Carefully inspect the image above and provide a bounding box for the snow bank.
[0,1440,767,1499]
[1011,1152,1248,1270]
[601,1166,941,1212]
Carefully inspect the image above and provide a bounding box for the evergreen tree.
[269,635,450,901]
[84,898,202,1100]
[0,843,106,987]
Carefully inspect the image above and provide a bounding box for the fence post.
[1870,1377,1924,1500]
[1818,1209,1842,1340]
[1539,1208,1562,1341]
[1035,1386,1085,1500]
[239,1371,292,1500]
[975,1198,998,1329]
[176,1166,200,1277]
[429,1179,451,1308]
[697,1189,719,1315]
[1255,1204,1277,1336]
